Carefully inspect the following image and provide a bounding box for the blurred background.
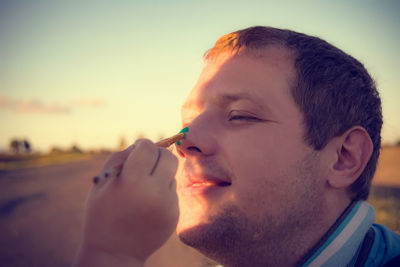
[0,0,399,266]
[1,0,400,152]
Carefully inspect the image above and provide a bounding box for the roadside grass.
[368,186,400,234]
[0,152,96,170]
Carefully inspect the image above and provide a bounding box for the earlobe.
[328,126,373,189]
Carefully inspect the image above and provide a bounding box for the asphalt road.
[0,156,208,267]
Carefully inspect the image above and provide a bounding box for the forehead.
[182,46,296,114]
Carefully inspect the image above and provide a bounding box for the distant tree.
[10,139,21,154]
[396,139,400,147]
[9,138,33,154]
[50,146,64,154]
[23,139,31,153]
[70,144,83,153]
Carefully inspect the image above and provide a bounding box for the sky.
[1,0,399,152]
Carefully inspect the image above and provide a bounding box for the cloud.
[0,95,107,114]
[0,95,70,114]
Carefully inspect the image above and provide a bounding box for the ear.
[327,126,373,189]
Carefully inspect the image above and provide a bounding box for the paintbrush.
[93,128,188,184]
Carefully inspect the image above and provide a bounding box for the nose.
[176,114,218,158]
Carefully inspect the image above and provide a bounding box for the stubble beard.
[178,151,324,267]
[179,205,279,267]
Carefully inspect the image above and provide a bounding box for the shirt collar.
[299,201,375,267]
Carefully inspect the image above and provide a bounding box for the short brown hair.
[205,26,382,201]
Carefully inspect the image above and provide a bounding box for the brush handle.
[93,133,184,183]
[155,132,185,148]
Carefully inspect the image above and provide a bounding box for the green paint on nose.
[179,127,189,133]
[177,127,189,145]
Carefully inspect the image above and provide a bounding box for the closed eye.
[228,111,263,122]
[228,115,261,122]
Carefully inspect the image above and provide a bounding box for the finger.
[92,144,136,186]
[149,148,162,176]
[150,148,178,187]
[121,139,159,179]
[103,144,136,170]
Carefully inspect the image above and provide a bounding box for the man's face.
[175,47,325,254]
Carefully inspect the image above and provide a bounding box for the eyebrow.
[219,92,270,115]
[181,92,266,113]
[219,92,258,105]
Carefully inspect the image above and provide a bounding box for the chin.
[177,220,232,264]
[177,206,263,267]
[177,205,245,257]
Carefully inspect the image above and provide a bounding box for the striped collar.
[299,201,375,267]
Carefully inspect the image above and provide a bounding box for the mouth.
[189,181,231,187]
[182,174,231,195]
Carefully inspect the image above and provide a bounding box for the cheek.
[227,143,280,201]
[226,130,286,185]
[223,132,304,214]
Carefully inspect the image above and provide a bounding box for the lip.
[181,173,231,195]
